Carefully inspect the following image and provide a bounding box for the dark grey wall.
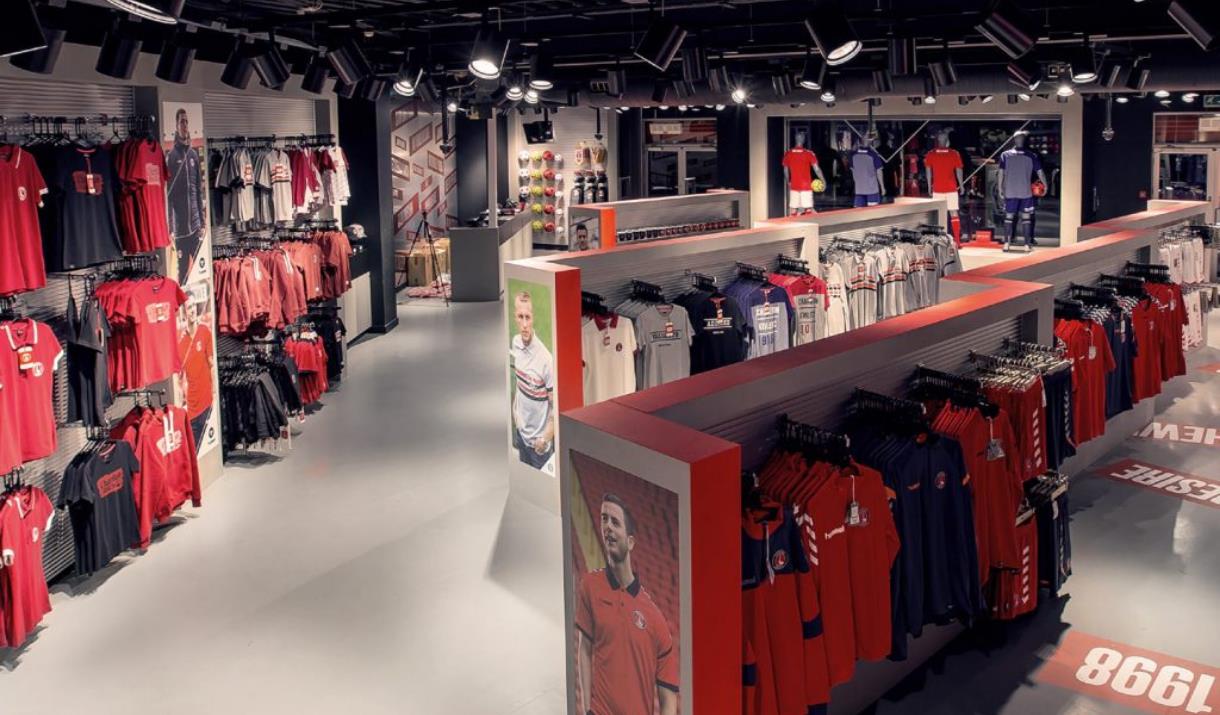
[1082,98,1157,224]
[456,114,488,222]
[716,107,751,191]
[766,116,785,219]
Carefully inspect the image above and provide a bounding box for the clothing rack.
[0,113,157,144]
[776,413,852,466]
[846,388,927,426]
[735,261,769,283]
[775,255,810,275]
[1097,273,1147,298]
[1124,261,1171,283]
[207,133,336,148]
[581,291,609,314]
[1068,283,1118,306]
[1053,298,1088,320]
[1002,337,1065,358]
[909,365,999,417]
[686,271,718,291]
[629,279,666,302]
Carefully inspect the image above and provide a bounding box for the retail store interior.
[3,1,1220,714]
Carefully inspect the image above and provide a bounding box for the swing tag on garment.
[846,501,862,527]
[1088,345,1097,360]
[986,417,1006,461]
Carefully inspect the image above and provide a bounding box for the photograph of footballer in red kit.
[570,450,681,715]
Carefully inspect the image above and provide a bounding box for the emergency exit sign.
[1203,95,1220,108]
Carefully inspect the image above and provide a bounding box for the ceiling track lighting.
[819,76,837,103]
[154,30,195,84]
[1168,0,1220,51]
[11,27,64,74]
[731,83,748,104]
[529,49,555,90]
[888,37,916,77]
[524,88,540,104]
[328,38,373,86]
[799,51,826,90]
[923,77,938,104]
[1069,43,1098,83]
[394,61,425,97]
[804,2,861,66]
[220,39,256,90]
[708,65,732,93]
[1097,57,1124,88]
[252,40,291,90]
[681,46,708,83]
[675,80,695,99]
[871,65,893,94]
[96,20,143,80]
[652,79,671,105]
[772,73,793,98]
[605,67,627,98]
[975,0,1039,59]
[927,44,958,88]
[1056,82,1076,97]
[1007,57,1042,91]
[469,25,509,80]
[416,77,439,104]
[980,94,995,103]
[301,53,331,94]
[358,77,389,102]
[1154,89,1171,98]
[1126,62,1151,91]
[634,15,687,72]
[335,79,359,100]
[3,0,47,59]
[105,0,185,25]
[1115,95,1130,103]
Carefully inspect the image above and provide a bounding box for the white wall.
[747,96,1084,245]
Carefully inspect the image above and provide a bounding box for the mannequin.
[995,130,1047,250]
[781,132,826,215]
[924,131,964,245]
[849,136,886,207]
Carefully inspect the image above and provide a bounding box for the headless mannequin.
[995,132,1048,250]
[925,132,964,244]
[782,133,826,216]
[849,136,886,207]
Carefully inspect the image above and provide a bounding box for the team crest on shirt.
[771,549,789,571]
[632,610,647,630]
[17,186,28,202]
[935,471,948,490]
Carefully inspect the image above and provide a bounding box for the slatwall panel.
[0,78,136,582]
[579,237,806,308]
[708,316,1025,471]
[1040,246,1152,299]
[819,210,939,244]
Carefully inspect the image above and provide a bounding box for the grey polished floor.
[0,300,567,714]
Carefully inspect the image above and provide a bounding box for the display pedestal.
[968,228,1006,249]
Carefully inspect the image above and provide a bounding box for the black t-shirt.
[58,441,141,575]
[36,144,124,272]
[66,293,114,427]
[676,290,749,374]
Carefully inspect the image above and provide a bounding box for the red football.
[1031,180,1047,197]
[544,221,556,232]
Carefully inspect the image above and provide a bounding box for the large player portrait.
[161,102,208,286]
[507,278,556,475]
[570,451,681,715]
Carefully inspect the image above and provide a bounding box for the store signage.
[1089,458,1220,508]
[1196,362,1220,374]
[650,122,684,135]
[1203,95,1220,109]
[1037,630,1219,714]
[1133,421,1220,447]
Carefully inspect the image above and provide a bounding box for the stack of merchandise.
[218,352,301,453]
[96,275,187,393]
[285,329,329,406]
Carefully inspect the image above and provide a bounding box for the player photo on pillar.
[161,102,209,286]
[570,451,681,715]
[508,279,556,475]
[176,282,219,457]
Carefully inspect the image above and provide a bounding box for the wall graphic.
[569,450,682,715]
[507,278,556,476]
[391,102,458,243]
[162,101,219,458]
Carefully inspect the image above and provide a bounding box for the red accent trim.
[962,229,1145,279]
[595,207,617,249]
[554,267,583,413]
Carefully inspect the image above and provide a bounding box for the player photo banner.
[508,278,557,477]
[569,451,682,715]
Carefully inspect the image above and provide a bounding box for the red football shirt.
[1131,299,1164,401]
[575,569,679,715]
[178,323,215,419]
[839,466,900,661]
[131,278,187,386]
[923,148,963,193]
[1055,319,1116,444]
[0,145,48,295]
[802,477,856,687]
[0,339,23,475]
[781,148,818,191]
[1,319,64,462]
[122,140,172,251]
[0,486,55,647]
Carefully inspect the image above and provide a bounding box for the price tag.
[846,501,861,526]
[987,437,1007,461]
[1089,345,1098,360]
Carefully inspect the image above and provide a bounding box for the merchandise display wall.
[568,190,749,251]
[559,199,1209,715]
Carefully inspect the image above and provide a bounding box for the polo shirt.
[0,145,48,295]
[923,148,963,193]
[0,486,55,648]
[1,319,63,462]
[782,147,819,191]
[581,314,637,404]
[510,333,554,443]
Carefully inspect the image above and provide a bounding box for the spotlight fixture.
[1155,89,1171,98]
[888,36,916,76]
[605,67,626,98]
[1125,62,1151,91]
[675,80,695,99]
[1183,93,1198,102]
[1160,99,1173,106]
[301,53,331,94]
[524,88,540,104]
[715,103,726,110]
[923,77,938,103]
[731,86,748,104]
[772,73,793,97]
[394,67,424,97]
[335,79,359,99]
[3,0,47,58]
[328,38,373,86]
[681,46,708,83]
[872,66,893,94]
[529,48,555,90]
[446,99,459,113]
[928,44,958,87]
[506,74,525,101]
[1168,0,1220,51]
[252,40,292,90]
[96,20,143,80]
[799,51,826,90]
[1018,92,1032,101]
[981,93,995,103]
[359,77,389,102]
[975,0,1039,59]
[1069,44,1098,83]
[1056,82,1076,97]
[154,31,195,84]
[634,15,687,72]
[1115,95,1129,103]
[652,79,671,104]
[105,0,184,25]
[804,2,861,66]
[958,96,971,106]
[1007,57,1042,91]
[1007,94,1019,104]
[11,27,63,74]
[469,26,509,80]
[820,76,837,102]
[220,38,255,90]
[708,64,731,93]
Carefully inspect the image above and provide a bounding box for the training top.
[58,441,142,576]
[37,145,124,271]
[575,569,679,715]
[923,147,963,193]
[782,147,819,191]
[510,333,554,444]
[849,147,885,195]
[635,303,694,389]
[998,148,1042,199]
[676,290,750,373]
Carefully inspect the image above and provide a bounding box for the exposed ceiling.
[16,0,1220,106]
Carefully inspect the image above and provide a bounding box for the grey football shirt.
[635,303,694,388]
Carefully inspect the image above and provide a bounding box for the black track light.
[772,73,793,97]
[252,41,291,90]
[1097,57,1124,88]
[975,0,1039,59]
[1125,62,1151,91]
[504,73,525,101]
[490,85,511,107]
[681,46,708,83]
[819,76,837,103]
[529,48,555,90]
[106,0,185,25]
[652,78,670,104]
[11,28,63,74]
[416,77,439,104]
[394,63,425,96]
[96,20,143,80]
[3,0,47,58]
[328,38,373,86]
[154,30,195,84]
[799,52,826,90]
[675,80,695,99]
[872,66,893,94]
[358,77,388,102]
[220,39,255,90]
[1168,0,1220,51]
[804,2,861,66]
[1007,57,1042,91]
[469,26,509,80]
[888,37,915,76]
[335,79,359,99]
[708,64,731,93]
[634,16,687,72]
[606,67,627,98]
[927,45,958,87]
[1069,44,1097,83]
[923,77,939,104]
[301,54,331,94]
